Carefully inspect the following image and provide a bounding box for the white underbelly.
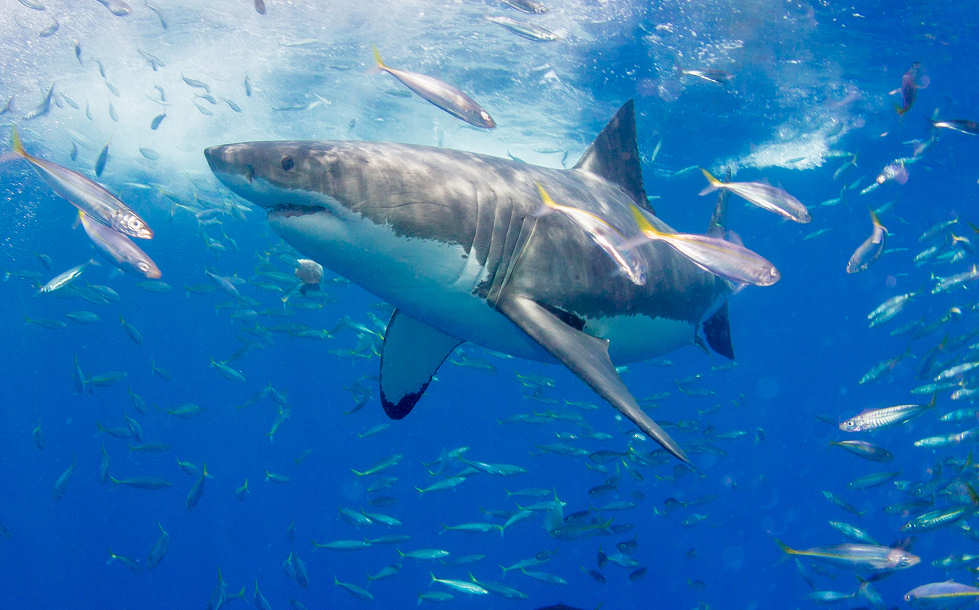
[275,212,697,365]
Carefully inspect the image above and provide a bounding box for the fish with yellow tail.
[372,46,495,129]
[4,128,152,239]
[535,183,646,285]
[78,211,161,279]
[628,204,779,287]
[700,168,811,223]
[776,539,919,572]
[846,209,887,273]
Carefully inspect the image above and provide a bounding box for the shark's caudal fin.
[498,294,689,463]
[573,100,652,213]
[379,309,462,419]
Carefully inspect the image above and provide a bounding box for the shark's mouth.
[269,204,329,218]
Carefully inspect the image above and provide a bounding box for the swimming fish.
[5,128,152,239]
[894,62,927,115]
[700,169,810,223]
[535,183,646,285]
[846,209,887,273]
[931,118,979,135]
[372,46,495,129]
[79,212,161,278]
[629,203,780,287]
[776,540,919,571]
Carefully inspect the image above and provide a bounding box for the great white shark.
[204,101,736,463]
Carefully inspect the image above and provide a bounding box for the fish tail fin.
[371,45,386,70]
[927,391,938,409]
[628,203,660,239]
[774,538,796,555]
[396,548,405,558]
[497,525,505,537]
[868,208,885,232]
[535,182,559,210]
[429,571,436,583]
[351,468,366,476]
[699,168,722,195]
[414,486,425,494]
[11,126,25,157]
[967,482,979,506]
[202,463,212,479]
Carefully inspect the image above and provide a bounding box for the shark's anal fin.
[498,295,689,463]
[702,303,734,360]
[379,309,462,420]
[573,99,652,214]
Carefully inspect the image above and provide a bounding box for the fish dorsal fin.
[573,100,651,212]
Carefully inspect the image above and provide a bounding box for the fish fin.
[572,100,652,213]
[702,303,734,360]
[699,168,723,197]
[497,294,688,463]
[371,45,386,71]
[706,171,731,236]
[774,538,796,555]
[10,126,25,157]
[379,309,461,420]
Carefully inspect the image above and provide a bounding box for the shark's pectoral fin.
[380,309,462,420]
[702,303,734,360]
[498,295,689,463]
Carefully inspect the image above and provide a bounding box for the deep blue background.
[2,1,979,609]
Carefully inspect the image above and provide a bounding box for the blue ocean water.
[2,1,979,608]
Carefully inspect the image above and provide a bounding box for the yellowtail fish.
[700,169,811,223]
[38,261,89,294]
[902,506,970,532]
[534,184,646,285]
[932,265,979,294]
[868,293,916,327]
[372,47,495,129]
[78,212,161,279]
[846,209,887,273]
[776,540,919,571]
[485,15,558,41]
[931,119,979,135]
[629,204,779,286]
[905,581,979,603]
[430,573,488,595]
[839,395,934,432]
[502,0,547,13]
[6,128,152,239]
[830,440,893,462]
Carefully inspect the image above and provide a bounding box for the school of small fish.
[1,1,979,609]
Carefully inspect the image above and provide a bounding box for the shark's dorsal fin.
[573,99,651,212]
[379,309,462,419]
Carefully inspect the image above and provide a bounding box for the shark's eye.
[281,156,294,171]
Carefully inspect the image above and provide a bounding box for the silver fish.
[846,209,887,273]
[372,47,495,129]
[79,212,161,279]
[8,129,151,239]
[700,169,810,223]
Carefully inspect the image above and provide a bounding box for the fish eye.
[281,156,294,171]
[138,262,149,272]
